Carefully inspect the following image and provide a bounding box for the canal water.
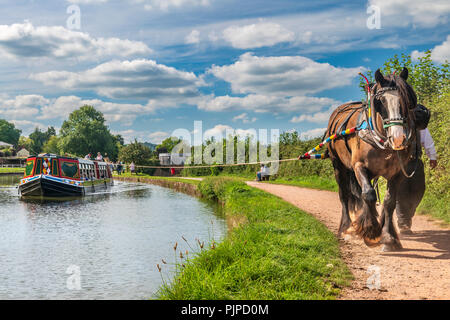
[0,175,226,299]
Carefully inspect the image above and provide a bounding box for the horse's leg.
[380,175,403,251]
[332,159,352,237]
[353,162,381,246]
[395,159,425,234]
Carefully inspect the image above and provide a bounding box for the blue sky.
[0,0,448,144]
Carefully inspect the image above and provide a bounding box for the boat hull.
[19,175,113,198]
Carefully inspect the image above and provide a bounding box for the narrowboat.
[18,154,114,197]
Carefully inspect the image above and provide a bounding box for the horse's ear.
[399,67,408,81]
[374,69,386,85]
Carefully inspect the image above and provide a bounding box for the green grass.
[264,176,338,192]
[113,172,201,186]
[0,167,24,174]
[157,177,352,300]
[417,194,450,224]
[181,171,338,192]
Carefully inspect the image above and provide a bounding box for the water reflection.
[0,179,225,299]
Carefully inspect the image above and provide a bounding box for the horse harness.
[324,90,418,178]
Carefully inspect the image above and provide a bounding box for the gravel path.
[246,181,450,300]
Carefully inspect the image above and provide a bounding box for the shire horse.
[326,67,417,251]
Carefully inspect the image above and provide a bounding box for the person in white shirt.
[395,127,437,234]
[256,164,270,181]
[261,164,270,179]
[419,128,437,168]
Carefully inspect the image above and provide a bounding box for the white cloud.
[39,96,156,126]
[148,131,169,144]
[9,120,48,135]
[232,113,257,124]
[199,94,337,114]
[185,30,200,44]
[140,0,210,11]
[222,22,295,49]
[368,0,450,27]
[412,35,450,64]
[204,124,257,141]
[67,0,108,3]
[209,53,363,96]
[31,59,205,105]
[1,94,157,127]
[299,128,327,140]
[0,21,152,61]
[0,95,47,120]
[290,105,338,124]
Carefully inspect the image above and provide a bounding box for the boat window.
[25,159,35,177]
[60,161,80,179]
[52,159,59,176]
[35,158,42,175]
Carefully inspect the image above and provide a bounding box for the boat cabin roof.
[28,154,109,166]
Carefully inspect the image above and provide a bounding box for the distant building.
[158,153,191,166]
[159,153,171,166]
[0,141,13,148]
[171,153,191,165]
[16,148,30,158]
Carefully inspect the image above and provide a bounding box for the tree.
[0,119,21,146]
[118,139,152,165]
[29,126,56,154]
[18,136,32,151]
[359,51,449,104]
[42,135,61,154]
[59,105,119,160]
[113,134,125,147]
[156,137,182,154]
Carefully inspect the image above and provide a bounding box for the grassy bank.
[157,177,351,300]
[113,172,200,185]
[0,167,24,174]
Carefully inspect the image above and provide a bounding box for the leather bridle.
[370,84,413,149]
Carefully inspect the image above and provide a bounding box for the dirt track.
[246,181,450,300]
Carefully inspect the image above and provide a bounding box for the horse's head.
[372,67,417,150]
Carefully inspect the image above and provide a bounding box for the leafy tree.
[18,136,32,151]
[59,105,119,160]
[0,119,21,146]
[118,139,152,165]
[113,134,125,147]
[42,135,61,154]
[29,126,56,154]
[156,137,182,154]
[359,51,449,103]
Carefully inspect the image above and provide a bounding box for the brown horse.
[326,67,417,251]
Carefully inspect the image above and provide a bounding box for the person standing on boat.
[85,153,92,159]
[96,152,103,161]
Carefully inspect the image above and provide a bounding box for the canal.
[0,175,226,299]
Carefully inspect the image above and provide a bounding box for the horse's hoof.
[399,227,413,235]
[381,242,403,252]
[364,236,381,247]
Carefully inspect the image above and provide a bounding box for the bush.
[417,88,450,222]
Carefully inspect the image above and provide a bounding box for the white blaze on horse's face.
[384,90,406,150]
